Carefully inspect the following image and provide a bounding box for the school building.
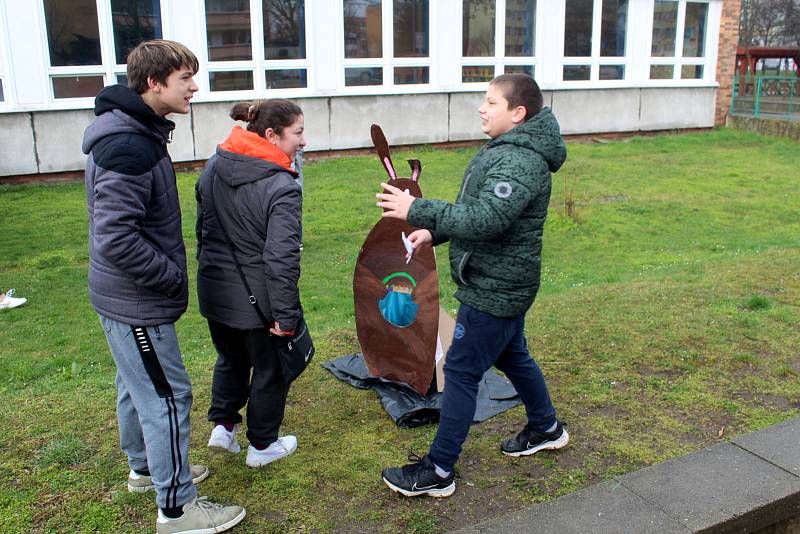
[0,0,740,177]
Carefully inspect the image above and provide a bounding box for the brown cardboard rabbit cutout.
[352,125,439,395]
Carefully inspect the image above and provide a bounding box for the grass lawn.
[1,128,798,533]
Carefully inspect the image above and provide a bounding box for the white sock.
[433,463,451,478]
[545,421,558,433]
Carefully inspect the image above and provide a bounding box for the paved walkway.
[453,417,800,534]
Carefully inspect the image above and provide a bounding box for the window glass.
[345,67,383,86]
[462,65,494,82]
[266,68,307,89]
[564,0,593,57]
[394,0,428,58]
[462,0,495,57]
[681,64,703,79]
[394,66,428,84]
[209,70,254,91]
[599,64,624,80]
[505,65,534,77]
[117,74,129,85]
[344,0,382,58]
[0,79,4,102]
[43,0,102,66]
[263,0,306,60]
[683,2,707,57]
[649,64,673,79]
[52,75,105,98]
[563,65,590,80]
[651,0,678,57]
[111,0,163,64]
[205,0,252,61]
[505,0,535,57]
[600,0,627,57]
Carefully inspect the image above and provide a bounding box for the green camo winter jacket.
[407,107,566,318]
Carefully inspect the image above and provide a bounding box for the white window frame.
[199,0,314,101]
[559,0,630,86]
[36,0,110,107]
[0,0,10,107]
[459,0,541,87]
[337,0,435,95]
[645,0,720,86]
[103,0,172,84]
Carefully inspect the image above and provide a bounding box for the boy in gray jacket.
[82,40,245,533]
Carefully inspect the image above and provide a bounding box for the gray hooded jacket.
[82,85,188,326]
[195,147,303,331]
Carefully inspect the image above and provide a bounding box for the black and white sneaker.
[382,453,456,498]
[501,421,569,457]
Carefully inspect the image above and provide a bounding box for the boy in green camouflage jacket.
[377,74,568,498]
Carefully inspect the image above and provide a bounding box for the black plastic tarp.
[322,353,522,428]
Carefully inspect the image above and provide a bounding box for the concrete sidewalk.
[453,417,800,534]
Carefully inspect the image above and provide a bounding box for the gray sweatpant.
[99,314,197,509]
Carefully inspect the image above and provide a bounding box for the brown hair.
[230,99,303,137]
[490,73,543,121]
[126,39,199,94]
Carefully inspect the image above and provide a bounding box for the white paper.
[401,231,414,264]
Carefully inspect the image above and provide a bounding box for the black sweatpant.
[206,320,289,449]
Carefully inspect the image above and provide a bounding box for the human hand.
[269,321,294,337]
[376,182,414,220]
[406,229,432,250]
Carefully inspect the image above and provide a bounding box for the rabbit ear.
[371,124,397,179]
[407,159,422,182]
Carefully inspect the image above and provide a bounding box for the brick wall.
[715,0,742,126]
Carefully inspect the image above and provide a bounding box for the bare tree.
[740,0,800,47]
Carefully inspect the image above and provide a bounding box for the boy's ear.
[511,105,527,124]
[146,76,161,93]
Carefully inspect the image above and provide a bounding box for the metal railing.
[730,75,800,119]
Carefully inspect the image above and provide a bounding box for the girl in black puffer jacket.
[195,99,305,468]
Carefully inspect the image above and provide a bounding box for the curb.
[452,417,800,533]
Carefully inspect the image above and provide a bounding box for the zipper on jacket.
[457,253,471,285]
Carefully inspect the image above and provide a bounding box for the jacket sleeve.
[262,182,303,331]
[407,154,543,242]
[92,160,184,296]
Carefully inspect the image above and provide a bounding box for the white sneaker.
[0,289,27,310]
[246,436,297,468]
[208,425,240,454]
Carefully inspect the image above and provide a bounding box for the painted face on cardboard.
[478,83,527,139]
[267,115,306,161]
[145,65,199,117]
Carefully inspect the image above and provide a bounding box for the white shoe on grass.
[156,496,245,534]
[128,464,209,493]
[245,436,297,468]
[0,289,27,310]
[208,424,241,453]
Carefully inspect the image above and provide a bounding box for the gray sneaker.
[128,464,210,493]
[156,497,246,534]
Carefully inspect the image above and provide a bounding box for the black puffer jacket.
[195,145,302,331]
[82,85,188,325]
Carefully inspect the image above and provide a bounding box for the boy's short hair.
[127,40,199,94]
[490,73,543,121]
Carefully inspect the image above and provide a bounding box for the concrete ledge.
[452,417,800,534]
[727,115,800,141]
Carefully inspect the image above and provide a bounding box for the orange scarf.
[219,126,293,171]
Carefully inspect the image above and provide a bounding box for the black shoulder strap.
[207,174,271,329]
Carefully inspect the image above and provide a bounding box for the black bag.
[207,173,314,383]
[274,314,315,383]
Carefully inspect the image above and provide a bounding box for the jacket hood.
[215,126,297,188]
[488,107,567,172]
[82,84,175,154]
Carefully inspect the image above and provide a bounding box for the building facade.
[0,0,740,177]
